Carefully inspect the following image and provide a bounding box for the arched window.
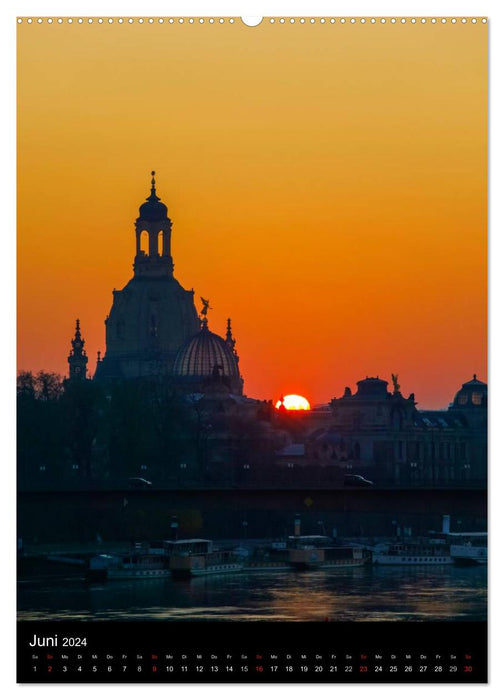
[158,231,164,256]
[140,231,149,255]
[472,392,483,406]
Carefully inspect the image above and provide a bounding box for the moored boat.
[372,541,452,565]
[448,533,487,566]
[88,546,172,580]
[433,517,487,566]
[242,542,291,571]
[286,535,368,570]
[167,539,244,579]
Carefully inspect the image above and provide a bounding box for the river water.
[18,565,486,622]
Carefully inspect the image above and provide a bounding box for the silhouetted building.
[67,319,88,381]
[63,175,486,488]
[295,375,487,486]
[89,172,243,392]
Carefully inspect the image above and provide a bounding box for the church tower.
[68,319,88,380]
[94,173,200,379]
[134,171,174,278]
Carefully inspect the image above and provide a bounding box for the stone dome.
[95,276,200,380]
[173,322,241,381]
[452,375,487,408]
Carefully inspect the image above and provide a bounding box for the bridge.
[18,487,487,544]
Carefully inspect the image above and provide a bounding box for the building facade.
[292,375,487,486]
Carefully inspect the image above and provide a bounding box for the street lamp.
[140,464,147,471]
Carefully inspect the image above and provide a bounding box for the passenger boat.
[286,535,368,570]
[372,541,452,565]
[244,514,370,571]
[88,539,243,580]
[88,545,172,580]
[167,539,243,579]
[243,542,291,571]
[448,532,487,566]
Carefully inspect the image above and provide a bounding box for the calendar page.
[16,14,487,683]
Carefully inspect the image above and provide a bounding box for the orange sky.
[17,18,487,408]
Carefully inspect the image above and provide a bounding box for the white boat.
[88,540,217,580]
[88,539,243,580]
[372,541,453,565]
[448,532,487,566]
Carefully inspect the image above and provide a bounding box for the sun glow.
[275,394,311,411]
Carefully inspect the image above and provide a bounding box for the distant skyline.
[17,19,487,408]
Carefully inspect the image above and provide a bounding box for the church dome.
[96,275,201,381]
[138,171,168,221]
[173,322,241,380]
[139,197,167,222]
[452,375,487,408]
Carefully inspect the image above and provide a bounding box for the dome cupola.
[452,375,487,408]
[173,319,243,394]
[138,171,168,221]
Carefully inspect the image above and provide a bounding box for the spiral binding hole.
[17,16,486,26]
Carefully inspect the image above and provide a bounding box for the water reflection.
[18,566,486,622]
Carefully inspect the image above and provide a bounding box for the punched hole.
[241,17,263,27]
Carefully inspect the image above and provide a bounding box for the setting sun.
[275,395,311,411]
